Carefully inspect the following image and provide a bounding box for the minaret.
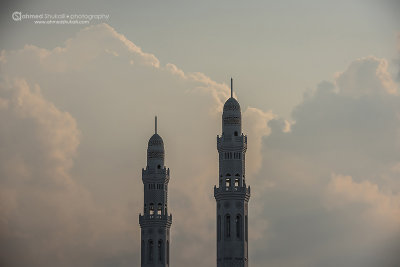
[214,78,250,267]
[139,117,172,267]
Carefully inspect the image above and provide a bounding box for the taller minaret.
[139,117,172,267]
[214,79,250,267]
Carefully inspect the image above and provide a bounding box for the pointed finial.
[155,116,157,134]
[231,77,233,98]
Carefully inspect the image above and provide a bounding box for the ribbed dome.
[148,133,164,149]
[222,96,242,136]
[223,97,241,113]
[222,97,242,127]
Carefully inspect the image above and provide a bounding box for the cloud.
[326,174,400,227]
[1,22,399,267]
[243,107,276,177]
[335,56,398,97]
[0,23,274,267]
[250,54,400,267]
[396,32,400,82]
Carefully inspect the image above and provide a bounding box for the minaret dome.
[147,116,165,169]
[222,78,242,136]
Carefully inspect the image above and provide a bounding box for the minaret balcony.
[139,213,172,226]
[214,185,251,201]
[217,135,247,151]
[142,167,169,175]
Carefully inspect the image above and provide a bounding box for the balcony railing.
[139,213,172,221]
[214,185,251,195]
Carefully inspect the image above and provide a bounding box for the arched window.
[225,178,231,188]
[141,240,145,265]
[158,239,163,262]
[148,240,154,262]
[225,214,231,238]
[217,215,221,241]
[167,240,170,264]
[235,178,239,187]
[157,203,162,215]
[149,203,154,215]
[236,214,242,239]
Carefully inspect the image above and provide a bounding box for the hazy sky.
[0,1,399,267]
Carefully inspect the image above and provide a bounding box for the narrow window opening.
[158,240,163,262]
[157,203,162,215]
[225,214,231,238]
[226,178,231,188]
[149,203,154,215]
[167,241,169,264]
[149,240,154,262]
[236,214,242,239]
[234,131,238,136]
[235,179,239,187]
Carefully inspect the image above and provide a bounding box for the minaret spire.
[231,77,233,98]
[155,116,157,134]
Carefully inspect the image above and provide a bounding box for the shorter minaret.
[139,117,172,267]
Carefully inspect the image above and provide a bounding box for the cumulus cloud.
[243,107,276,177]
[326,174,400,227]
[1,22,399,267]
[0,23,273,267]
[335,56,398,96]
[250,54,400,267]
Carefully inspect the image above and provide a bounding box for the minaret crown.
[147,116,165,169]
[222,81,242,136]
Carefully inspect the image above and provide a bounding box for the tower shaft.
[140,118,172,267]
[214,84,250,267]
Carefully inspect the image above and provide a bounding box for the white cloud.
[243,107,276,176]
[0,23,275,267]
[2,22,399,267]
[249,54,400,267]
[335,56,398,97]
[326,174,400,227]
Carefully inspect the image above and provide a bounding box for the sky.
[0,1,399,266]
